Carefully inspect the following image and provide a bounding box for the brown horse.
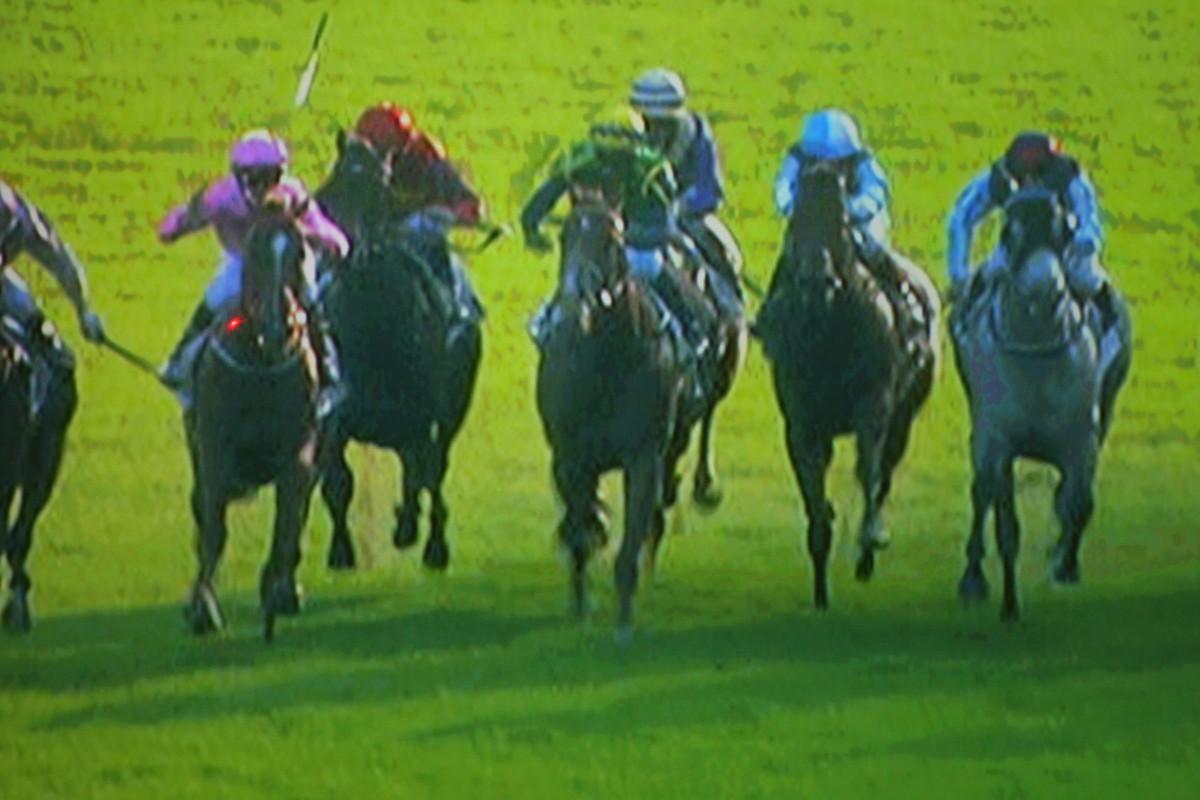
[183,217,319,642]
[0,318,76,633]
[756,162,938,610]
[535,201,691,642]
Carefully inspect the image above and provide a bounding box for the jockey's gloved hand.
[524,229,553,255]
[1065,238,1097,263]
[80,310,106,344]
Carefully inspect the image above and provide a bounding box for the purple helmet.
[229,129,289,170]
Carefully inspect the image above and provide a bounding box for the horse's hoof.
[327,539,356,570]
[278,580,304,617]
[1000,604,1020,624]
[814,591,829,611]
[263,612,277,644]
[692,480,723,514]
[393,508,419,550]
[568,584,594,620]
[958,574,990,604]
[2,597,31,634]
[855,552,876,582]
[422,539,450,571]
[186,588,223,636]
[1052,561,1081,585]
[614,624,634,647]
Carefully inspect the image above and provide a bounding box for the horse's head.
[560,197,628,302]
[317,132,393,244]
[238,216,308,359]
[994,189,1079,351]
[333,130,391,187]
[780,159,856,294]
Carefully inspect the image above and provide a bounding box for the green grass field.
[2,0,1199,797]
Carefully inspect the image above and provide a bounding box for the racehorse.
[183,215,320,642]
[950,188,1132,621]
[677,240,748,511]
[756,161,939,610]
[535,199,693,642]
[0,318,76,632]
[315,133,482,571]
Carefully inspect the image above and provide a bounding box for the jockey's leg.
[160,256,240,393]
[1065,249,1116,328]
[1,271,71,416]
[299,279,344,418]
[852,225,911,329]
[680,213,743,296]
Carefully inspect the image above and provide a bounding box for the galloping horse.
[0,319,76,632]
[184,215,320,642]
[757,161,939,610]
[315,134,482,571]
[950,188,1131,621]
[535,200,691,642]
[678,241,747,510]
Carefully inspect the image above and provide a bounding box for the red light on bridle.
[225,315,245,333]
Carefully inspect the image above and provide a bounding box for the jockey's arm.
[848,155,891,224]
[297,197,350,261]
[946,169,998,288]
[520,174,570,250]
[158,188,212,244]
[425,159,485,227]
[1067,171,1104,255]
[13,192,92,320]
[773,152,802,217]
[677,121,723,217]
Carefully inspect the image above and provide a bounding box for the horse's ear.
[336,128,347,156]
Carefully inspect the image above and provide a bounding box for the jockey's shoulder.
[404,131,448,164]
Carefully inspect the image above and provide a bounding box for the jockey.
[947,131,1110,312]
[0,179,105,405]
[353,102,487,334]
[157,129,350,409]
[628,68,742,293]
[521,121,714,366]
[772,109,919,319]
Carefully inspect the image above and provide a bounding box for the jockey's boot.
[7,312,72,419]
[307,314,345,420]
[651,271,713,399]
[445,257,484,351]
[856,236,919,338]
[160,303,214,403]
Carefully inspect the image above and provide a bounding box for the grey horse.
[950,188,1132,621]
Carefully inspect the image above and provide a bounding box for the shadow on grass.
[14,580,1200,737]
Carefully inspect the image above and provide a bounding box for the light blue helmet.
[799,109,863,160]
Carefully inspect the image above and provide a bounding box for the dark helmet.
[1003,131,1061,180]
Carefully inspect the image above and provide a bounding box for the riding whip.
[293,12,330,109]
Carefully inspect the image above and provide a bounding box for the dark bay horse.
[757,162,939,610]
[184,217,319,642]
[0,319,76,632]
[315,134,481,571]
[678,244,748,511]
[950,188,1131,621]
[535,202,692,642]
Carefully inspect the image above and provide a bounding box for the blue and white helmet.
[629,68,687,118]
[799,109,863,160]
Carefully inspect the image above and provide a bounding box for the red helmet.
[1004,131,1061,179]
[355,102,415,153]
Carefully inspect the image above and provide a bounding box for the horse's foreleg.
[692,405,723,512]
[1,485,26,633]
[958,473,992,604]
[320,426,356,570]
[854,420,890,582]
[553,456,601,620]
[1051,452,1097,585]
[616,450,661,644]
[787,425,834,610]
[188,483,228,636]
[994,459,1021,622]
[421,447,451,571]
[2,414,72,634]
[262,462,315,643]
[392,449,422,550]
